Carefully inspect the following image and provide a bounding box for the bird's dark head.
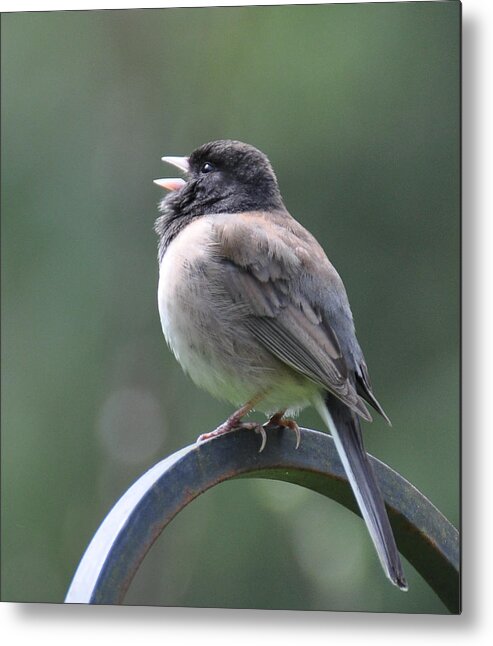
[154,141,284,244]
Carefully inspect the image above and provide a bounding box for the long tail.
[313,392,408,591]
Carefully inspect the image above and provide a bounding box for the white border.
[3,0,493,645]
[1,0,450,12]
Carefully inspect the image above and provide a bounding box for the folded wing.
[212,212,373,421]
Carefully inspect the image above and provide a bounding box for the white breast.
[157,216,265,405]
[158,216,213,357]
[157,216,318,413]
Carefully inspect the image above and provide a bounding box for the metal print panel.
[1,1,461,614]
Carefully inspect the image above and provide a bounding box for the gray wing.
[212,214,373,422]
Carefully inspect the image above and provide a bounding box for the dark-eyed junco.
[154,140,407,591]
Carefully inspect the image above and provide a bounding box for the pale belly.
[157,217,318,415]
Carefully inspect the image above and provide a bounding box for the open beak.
[154,155,190,191]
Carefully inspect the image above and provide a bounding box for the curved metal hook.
[65,427,460,612]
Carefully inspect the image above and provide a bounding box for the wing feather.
[212,214,373,421]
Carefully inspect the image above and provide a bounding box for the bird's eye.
[200,162,215,174]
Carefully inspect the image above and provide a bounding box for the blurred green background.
[1,2,460,613]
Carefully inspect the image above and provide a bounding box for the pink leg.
[197,394,266,449]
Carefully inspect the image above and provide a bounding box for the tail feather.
[313,392,408,591]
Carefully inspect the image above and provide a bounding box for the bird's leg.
[197,394,265,448]
[263,410,301,449]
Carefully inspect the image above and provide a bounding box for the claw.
[293,423,301,450]
[196,398,300,455]
[196,395,263,444]
[198,420,268,453]
[256,425,267,453]
[264,412,301,450]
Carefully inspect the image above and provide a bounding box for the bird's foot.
[196,418,241,443]
[196,399,301,455]
[263,412,301,449]
[196,420,266,453]
[196,395,267,450]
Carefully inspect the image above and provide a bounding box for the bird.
[153,139,407,591]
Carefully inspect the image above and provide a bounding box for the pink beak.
[154,155,190,191]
